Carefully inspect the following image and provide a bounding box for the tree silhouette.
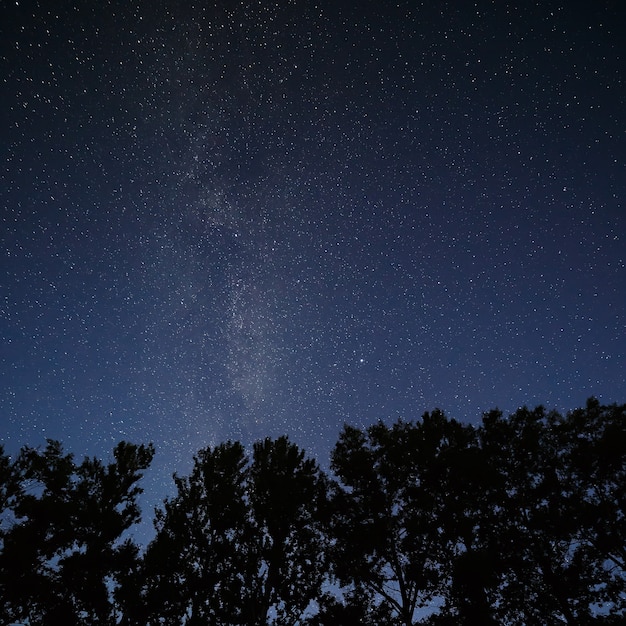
[137,440,252,625]
[1,399,624,624]
[328,402,626,624]
[0,440,154,626]
[139,436,328,626]
[303,589,401,625]
[558,399,626,620]
[475,403,626,624]
[328,412,480,625]
[248,436,329,624]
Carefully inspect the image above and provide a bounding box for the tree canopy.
[0,440,154,625]
[1,398,624,624]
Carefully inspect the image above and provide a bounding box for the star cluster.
[2,1,625,534]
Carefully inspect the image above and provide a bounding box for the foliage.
[327,401,626,624]
[1,399,624,624]
[138,436,328,626]
[0,440,154,626]
[328,412,487,625]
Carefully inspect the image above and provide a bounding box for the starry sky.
[2,0,625,537]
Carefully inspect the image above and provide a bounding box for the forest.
[1,398,625,625]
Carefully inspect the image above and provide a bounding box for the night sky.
[2,1,625,539]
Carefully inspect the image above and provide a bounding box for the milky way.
[2,1,625,540]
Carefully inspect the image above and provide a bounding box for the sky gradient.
[2,0,625,539]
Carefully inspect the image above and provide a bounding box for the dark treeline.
[1,398,625,625]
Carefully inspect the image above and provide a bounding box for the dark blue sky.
[2,0,625,538]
